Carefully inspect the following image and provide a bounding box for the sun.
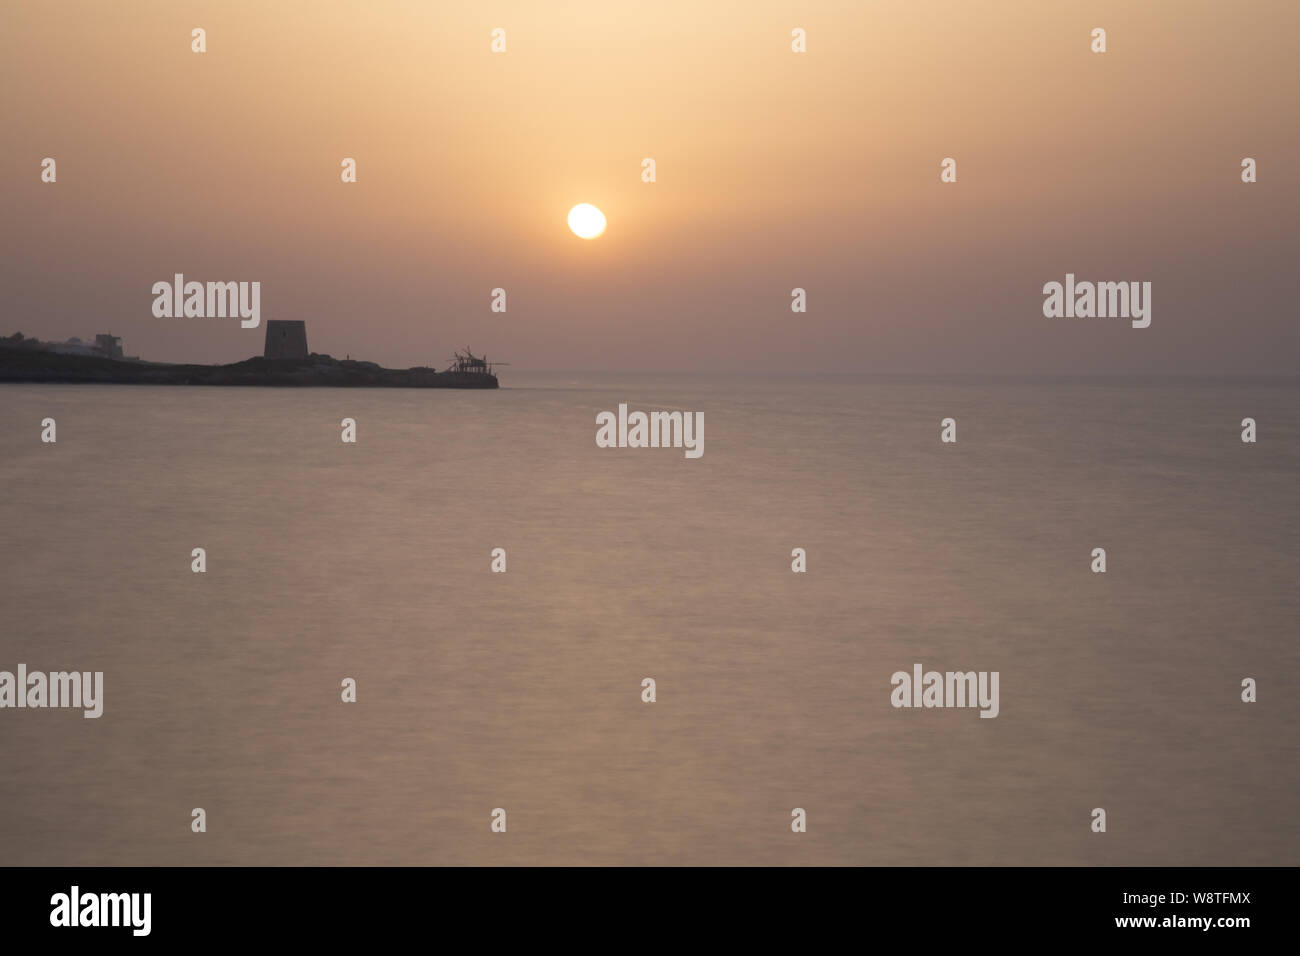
[567,203,606,240]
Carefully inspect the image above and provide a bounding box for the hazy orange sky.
[2,0,1297,372]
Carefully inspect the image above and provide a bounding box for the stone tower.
[263,320,308,360]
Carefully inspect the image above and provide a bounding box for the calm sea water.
[1,373,1297,865]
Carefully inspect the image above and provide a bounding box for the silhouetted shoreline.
[0,347,498,388]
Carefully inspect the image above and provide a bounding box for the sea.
[1,373,1297,865]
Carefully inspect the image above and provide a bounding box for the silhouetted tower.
[264,320,308,360]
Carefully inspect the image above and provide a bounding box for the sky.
[2,0,1297,373]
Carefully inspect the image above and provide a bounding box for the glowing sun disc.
[568,203,606,239]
